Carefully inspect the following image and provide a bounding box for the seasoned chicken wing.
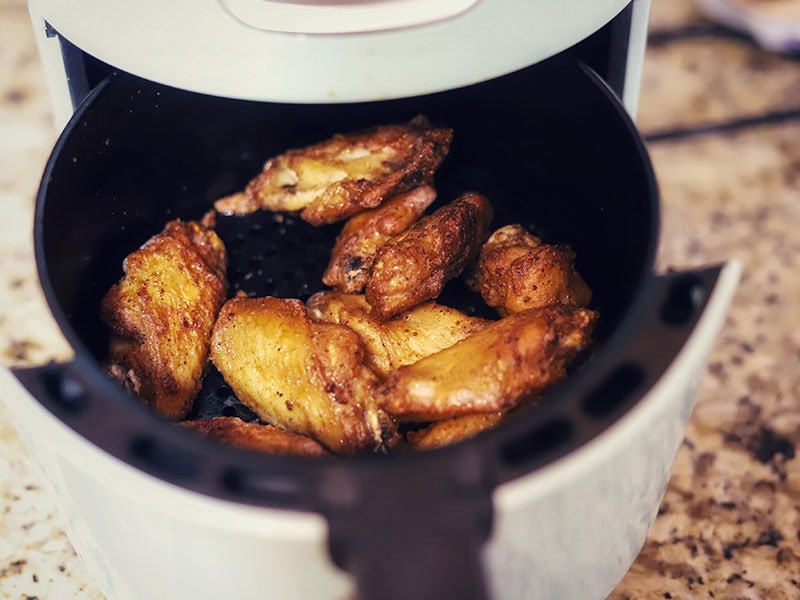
[365,192,494,320]
[214,116,452,226]
[210,296,394,454]
[322,185,436,292]
[405,412,506,451]
[183,416,328,456]
[379,304,597,422]
[101,219,227,419]
[307,291,490,377]
[471,224,592,315]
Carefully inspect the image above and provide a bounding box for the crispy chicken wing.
[405,412,506,451]
[307,291,490,377]
[214,116,452,226]
[379,304,597,422]
[209,296,394,454]
[183,416,328,456]
[322,185,436,292]
[365,192,494,320]
[101,219,227,419]
[471,224,592,315]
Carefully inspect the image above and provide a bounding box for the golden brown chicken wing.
[183,416,328,456]
[209,296,394,454]
[214,116,452,226]
[379,304,597,422]
[101,219,227,419]
[365,192,494,320]
[471,224,592,316]
[307,291,490,377]
[322,185,437,292]
[405,412,506,451]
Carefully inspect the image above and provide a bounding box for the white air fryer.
[0,1,740,599]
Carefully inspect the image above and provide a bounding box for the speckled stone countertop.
[2,0,800,598]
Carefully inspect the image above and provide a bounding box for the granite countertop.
[2,0,800,597]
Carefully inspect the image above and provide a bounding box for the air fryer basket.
[16,52,722,600]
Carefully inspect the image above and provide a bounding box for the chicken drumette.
[307,291,489,377]
[379,304,597,422]
[183,416,328,456]
[365,192,494,320]
[210,296,396,454]
[322,185,436,293]
[215,116,452,226]
[470,224,592,316]
[101,217,227,419]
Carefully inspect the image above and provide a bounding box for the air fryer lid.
[17,54,722,600]
[31,0,634,102]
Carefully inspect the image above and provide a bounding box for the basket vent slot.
[500,417,573,467]
[581,362,644,418]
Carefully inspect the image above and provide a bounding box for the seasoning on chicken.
[322,185,437,292]
[365,192,494,320]
[209,296,395,454]
[470,224,592,316]
[379,304,597,422]
[307,291,490,377]
[214,116,452,226]
[101,218,227,420]
[183,416,328,456]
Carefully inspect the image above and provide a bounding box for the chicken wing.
[471,224,592,316]
[322,185,436,292]
[307,291,490,377]
[214,116,452,226]
[101,219,227,419]
[405,412,506,451]
[365,192,494,320]
[209,296,394,454]
[183,416,328,456]
[379,304,597,422]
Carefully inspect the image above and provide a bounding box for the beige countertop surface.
[2,0,800,598]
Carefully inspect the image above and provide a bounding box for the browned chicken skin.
[307,291,490,377]
[101,219,227,419]
[214,116,452,226]
[209,296,394,454]
[183,416,328,456]
[471,224,592,315]
[379,304,597,422]
[322,185,437,292]
[365,192,494,320]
